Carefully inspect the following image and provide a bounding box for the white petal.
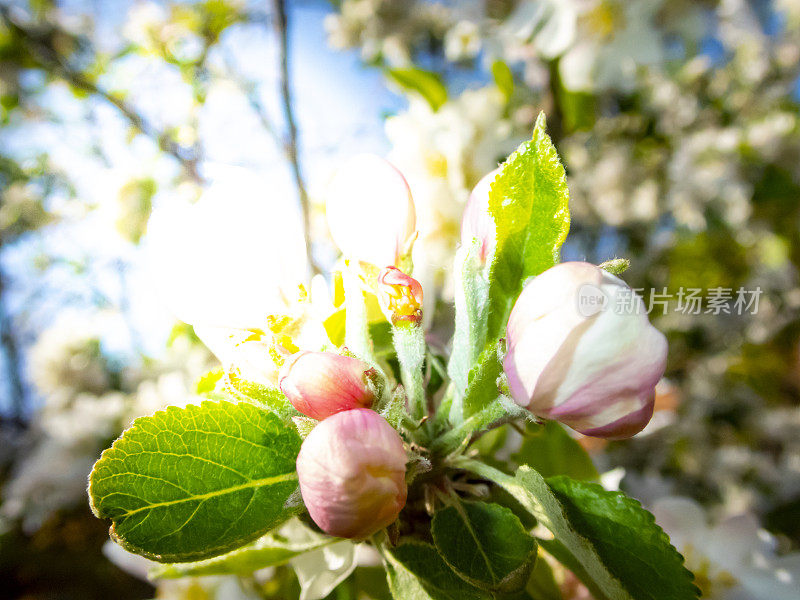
[147,166,308,329]
[535,0,578,58]
[325,155,416,267]
[651,496,708,551]
[290,540,356,600]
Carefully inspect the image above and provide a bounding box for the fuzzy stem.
[392,324,426,422]
[432,397,527,456]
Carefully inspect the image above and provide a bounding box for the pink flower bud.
[376,266,423,326]
[326,155,417,268]
[503,262,668,439]
[296,409,407,539]
[279,351,375,420]
[460,168,500,263]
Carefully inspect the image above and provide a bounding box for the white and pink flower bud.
[503,261,668,439]
[279,351,375,421]
[296,409,407,539]
[376,266,423,326]
[325,154,417,268]
[460,168,500,263]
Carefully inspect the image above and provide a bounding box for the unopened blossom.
[325,154,416,268]
[460,167,500,263]
[296,409,407,539]
[279,351,375,420]
[503,261,667,439]
[376,266,423,326]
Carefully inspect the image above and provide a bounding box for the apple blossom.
[652,497,800,600]
[325,154,417,268]
[376,266,423,326]
[147,167,308,330]
[503,261,667,439]
[296,409,407,539]
[460,167,500,263]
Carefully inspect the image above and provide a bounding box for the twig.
[270,0,321,276]
[0,8,204,183]
[0,266,27,424]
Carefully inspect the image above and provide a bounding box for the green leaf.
[492,60,515,101]
[150,524,332,578]
[369,320,394,356]
[226,373,299,421]
[598,258,630,275]
[545,477,699,600]
[486,112,571,340]
[447,241,490,424]
[195,368,224,394]
[425,351,448,399]
[462,340,504,419]
[511,422,598,481]
[393,321,427,422]
[526,553,563,600]
[89,400,302,562]
[494,553,563,600]
[386,68,448,111]
[432,502,537,592]
[457,461,699,600]
[385,552,435,600]
[386,542,490,600]
[353,566,394,600]
[431,397,527,456]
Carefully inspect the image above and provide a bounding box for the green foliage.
[431,502,537,592]
[492,60,515,101]
[89,400,302,562]
[226,371,299,421]
[393,320,427,422]
[150,526,332,578]
[459,460,699,600]
[386,68,448,112]
[448,242,491,423]
[115,177,155,244]
[526,554,563,600]
[195,368,224,394]
[486,112,571,340]
[461,340,504,419]
[432,397,526,456]
[598,258,630,276]
[544,477,699,600]
[386,542,490,600]
[511,422,598,481]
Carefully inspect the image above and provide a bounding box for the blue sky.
[0,0,406,414]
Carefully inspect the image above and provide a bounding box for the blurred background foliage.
[0,0,798,598]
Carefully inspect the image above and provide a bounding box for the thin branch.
[0,8,204,184]
[0,265,27,425]
[270,0,322,276]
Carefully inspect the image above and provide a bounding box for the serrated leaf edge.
[88,399,302,563]
[546,476,701,600]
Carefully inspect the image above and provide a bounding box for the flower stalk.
[392,321,427,424]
